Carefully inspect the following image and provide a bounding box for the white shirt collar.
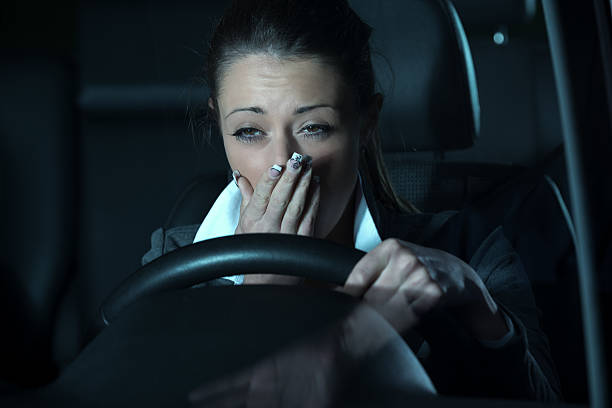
[193,172,382,284]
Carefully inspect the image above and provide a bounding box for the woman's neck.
[301,186,356,289]
[325,185,356,249]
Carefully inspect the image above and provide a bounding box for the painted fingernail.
[302,155,313,171]
[232,169,241,187]
[288,152,303,173]
[269,164,283,179]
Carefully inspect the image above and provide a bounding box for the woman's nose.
[272,131,299,164]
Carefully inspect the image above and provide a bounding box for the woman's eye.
[232,127,265,143]
[301,124,332,139]
[231,124,332,144]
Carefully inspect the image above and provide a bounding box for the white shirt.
[192,172,382,284]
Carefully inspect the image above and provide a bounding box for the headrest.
[350,0,480,152]
[453,0,537,26]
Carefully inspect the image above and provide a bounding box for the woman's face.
[212,54,374,240]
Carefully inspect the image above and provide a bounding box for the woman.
[143,0,561,402]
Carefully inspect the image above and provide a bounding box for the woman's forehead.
[217,54,350,115]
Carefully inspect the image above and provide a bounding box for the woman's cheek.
[226,148,266,185]
[243,164,267,187]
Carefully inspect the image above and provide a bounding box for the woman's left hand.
[338,238,510,342]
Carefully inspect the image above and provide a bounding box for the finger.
[281,164,312,233]
[399,265,432,298]
[375,290,421,333]
[369,265,440,333]
[339,238,404,298]
[383,273,441,332]
[235,170,254,214]
[296,176,320,236]
[387,266,432,310]
[264,153,309,228]
[405,279,443,319]
[362,252,419,306]
[246,164,284,218]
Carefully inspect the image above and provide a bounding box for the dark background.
[3,0,606,404]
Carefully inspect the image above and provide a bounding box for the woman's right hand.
[234,152,321,237]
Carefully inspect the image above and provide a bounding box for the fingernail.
[288,152,303,173]
[269,164,283,179]
[232,169,241,187]
[302,155,313,171]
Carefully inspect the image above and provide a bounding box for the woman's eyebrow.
[294,104,335,114]
[225,106,264,119]
[225,104,335,119]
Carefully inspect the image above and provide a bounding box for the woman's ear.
[208,97,215,112]
[360,93,383,148]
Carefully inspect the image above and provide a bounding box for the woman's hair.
[190,0,419,214]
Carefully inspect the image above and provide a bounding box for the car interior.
[1,0,610,406]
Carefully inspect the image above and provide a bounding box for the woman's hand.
[338,238,510,342]
[234,152,320,236]
[234,152,321,285]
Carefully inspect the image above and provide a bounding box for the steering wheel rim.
[99,233,366,328]
[55,285,437,407]
[62,233,437,405]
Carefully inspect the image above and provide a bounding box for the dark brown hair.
[190,0,418,213]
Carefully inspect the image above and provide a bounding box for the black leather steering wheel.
[99,233,366,327]
[65,234,437,407]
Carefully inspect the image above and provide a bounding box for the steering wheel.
[43,234,435,407]
[98,233,365,327]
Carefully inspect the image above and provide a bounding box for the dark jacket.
[141,175,562,401]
